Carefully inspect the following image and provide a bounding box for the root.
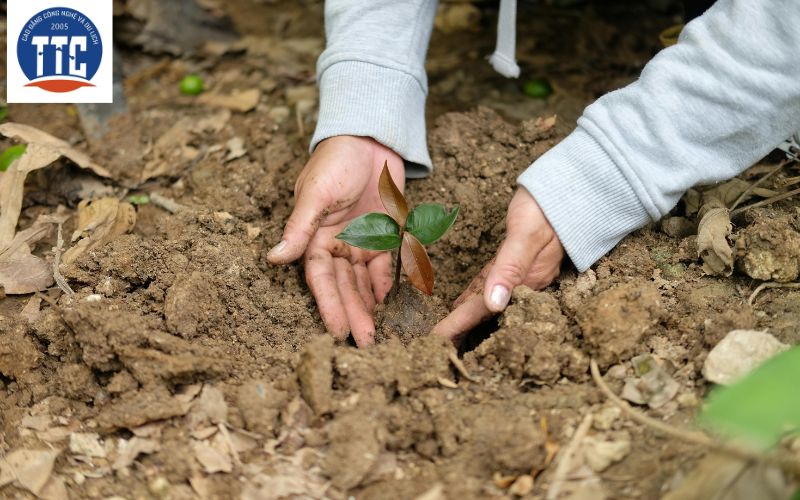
[748,282,800,305]
[150,193,186,214]
[729,161,789,211]
[448,351,479,383]
[546,413,593,500]
[52,223,74,296]
[590,360,800,475]
[731,186,800,217]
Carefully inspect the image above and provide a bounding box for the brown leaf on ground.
[112,437,160,471]
[0,448,61,496]
[697,196,733,276]
[0,123,112,178]
[61,198,136,266]
[198,88,261,113]
[192,440,232,473]
[0,143,60,247]
[401,233,434,295]
[140,109,230,182]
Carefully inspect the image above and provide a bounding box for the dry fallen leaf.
[61,198,136,266]
[697,197,733,276]
[0,123,112,178]
[140,109,230,182]
[20,295,43,323]
[192,440,232,474]
[69,432,106,458]
[0,448,61,496]
[113,437,160,471]
[0,211,64,294]
[225,137,246,162]
[198,88,261,113]
[39,475,68,500]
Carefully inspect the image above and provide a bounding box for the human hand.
[433,188,565,344]
[266,136,405,347]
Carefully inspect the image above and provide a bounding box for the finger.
[484,229,552,313]
[267,189,328,265]
[334,258,376,348]
[525,238,565,289]
[432,294,493,345]
[367,252,394,303]
[304,249,349,340]
[353,262,376,312]
[453,259,494,309]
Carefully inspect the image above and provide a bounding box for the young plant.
[336,161,459,295]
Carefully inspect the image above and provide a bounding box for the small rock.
[703,330,789,385]
[148,476,171,499]
[583,435,631,472]
[267,106,290,124]
[297,335,334,415]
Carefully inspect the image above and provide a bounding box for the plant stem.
[393,231,404,291]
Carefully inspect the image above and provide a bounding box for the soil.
[1,1,799,499]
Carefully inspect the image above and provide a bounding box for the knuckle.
[496,260,527,284]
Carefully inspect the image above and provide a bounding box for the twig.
[448,351,479,382]
[748,282,800,305]
[730,186,800,217]
[546,413,593,500]
[778,176,800,188]
[590,360,800,475]
[295,106,305,138]
[52,223,74,296]
[149,193,185,214]
[729,161,788,211]
[217,423,242,467]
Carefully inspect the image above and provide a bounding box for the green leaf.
[336,213,402,251]
[792,489,800,500]
[0,107,8,122]
[406,204,459,245]
[700,346,800,448]
[0,144,27,172]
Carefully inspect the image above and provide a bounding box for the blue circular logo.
[17,7,103,93]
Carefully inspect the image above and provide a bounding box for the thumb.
[267,191,327,265]
[483,225,550,313]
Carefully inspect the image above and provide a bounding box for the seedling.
[336,161,459,295]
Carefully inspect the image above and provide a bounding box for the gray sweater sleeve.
[311,0,438,177]
[519,0,800,271]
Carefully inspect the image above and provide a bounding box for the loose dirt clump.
[374,282,448,344]
[577,281,665,368]
[735,215,800,282]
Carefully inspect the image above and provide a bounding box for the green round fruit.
[522,78,553,99]
[0,144,27,172]
[179,74,205,96]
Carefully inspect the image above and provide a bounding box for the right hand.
[266,136,406,347]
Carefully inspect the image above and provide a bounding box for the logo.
[7,1,113,103]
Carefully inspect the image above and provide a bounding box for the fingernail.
[489,285,510,311]
[268,240,288,258]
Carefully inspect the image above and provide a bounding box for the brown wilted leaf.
[198,88,261,113]
[0,122,112,178]
[112,437,160,471]
[140,109,231,182]
[378,160,408,226]
[0,448,61,496]
[0,143,59,246]
[401,232,434,295]
[192,440,233,473]
[61,198,136,266]
[697,197,733,276]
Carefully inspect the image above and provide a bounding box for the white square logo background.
[7,0,113,103]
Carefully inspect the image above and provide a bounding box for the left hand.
[433,188,565,344]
